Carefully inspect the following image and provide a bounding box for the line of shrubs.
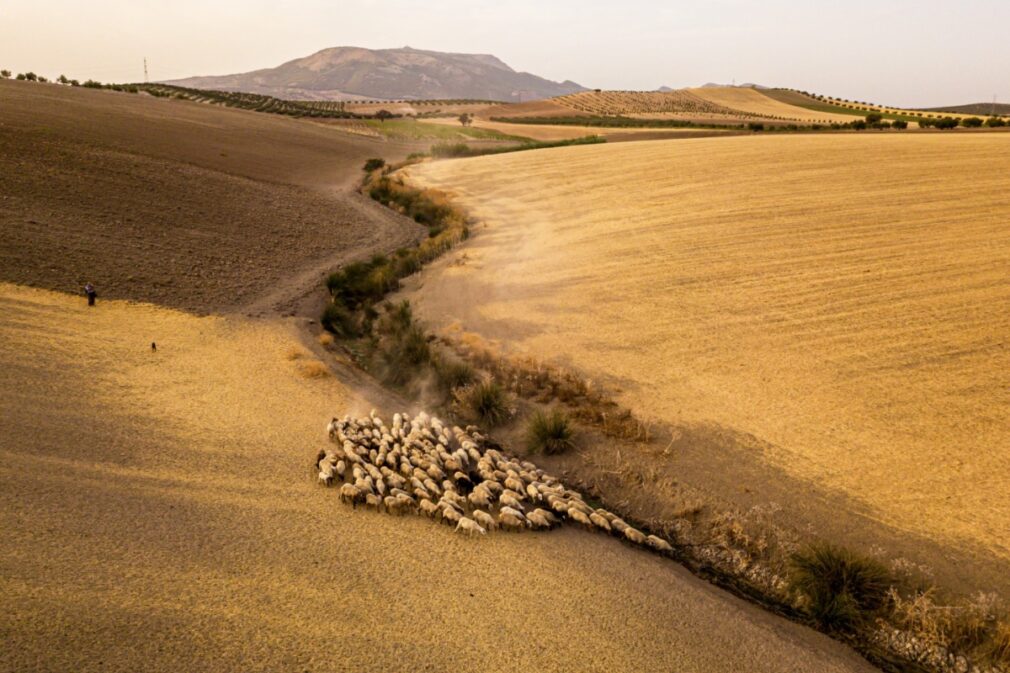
[321,160,470,341]
[429,135,605,159]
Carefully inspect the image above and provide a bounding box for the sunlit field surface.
[403,133,1010,557]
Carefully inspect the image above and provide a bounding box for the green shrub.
[747,122,765,132]
[321,301,359,337]
[961,117,984,128]
[458,379,510,427]
[526,408,575,454]
[850,120,868,130]
[381,300,414,336]
[891,119,909,130]
[790,544,892,632]
[363,157,385,172]
[431,142,472,158]
[865,112,883,124]
[985,117,1007,128]
[0,69,10,79]
[935,117,959,129]
[380,324,431,386]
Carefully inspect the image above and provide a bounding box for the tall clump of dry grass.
[890,589,1010,664]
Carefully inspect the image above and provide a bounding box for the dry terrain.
[2,82,882,671]
[688,87,856,122]
[0,80,422,313]
[400,134,1010,575]
[0,285,878,673]
[545,87,855,124]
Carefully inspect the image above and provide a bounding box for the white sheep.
[472,509,498,531]
[624,527,647,545]
[455,517,486,536]
[589,512,612,532]
[647,535,674,553]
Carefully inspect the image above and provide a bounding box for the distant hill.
[919,102,1010,116]
[700,82,770,90]
[165,46,587,102]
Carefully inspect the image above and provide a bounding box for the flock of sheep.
[317,410,674,553]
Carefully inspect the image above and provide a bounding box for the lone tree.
[57,74,70,85]
[458,113,472,127]
[865,112,883,124]
[375,109,393,123]
[0,69,10,79]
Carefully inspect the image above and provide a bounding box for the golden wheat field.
[688,87,855,123]
[0,283,877,673]
[401,133,1010,559]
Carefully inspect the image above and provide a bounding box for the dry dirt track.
[0,80,422,313]
[0,285,879,673]
[400,134,1010,588]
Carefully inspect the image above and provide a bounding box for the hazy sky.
[2,0,1008,107]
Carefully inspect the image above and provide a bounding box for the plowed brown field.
[401,134,1010,561]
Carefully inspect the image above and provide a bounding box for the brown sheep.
[339,483,363,508]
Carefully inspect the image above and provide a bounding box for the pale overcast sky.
[2,0,1007,107]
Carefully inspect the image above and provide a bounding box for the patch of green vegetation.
[429,135,605,159]
[360,119,527,141]
[491,115,744,130]
[763,89,929,123]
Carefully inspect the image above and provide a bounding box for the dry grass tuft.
[285,346,306,361]
[297,360,331,379]
[455,379,511,427]
[318,332,335,348]
[525,408,576,455]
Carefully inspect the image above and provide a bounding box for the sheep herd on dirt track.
[317,410,674,553]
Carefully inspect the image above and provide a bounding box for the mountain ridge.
[165,46,587,102]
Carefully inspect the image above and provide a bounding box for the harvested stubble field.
[0,284,877,673]
[688,87,856,123]
[547,87,855,124]
[399,134,1010,578]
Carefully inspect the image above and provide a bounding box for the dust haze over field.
[401,134,1010,567]
[0,287,878,673]
[0,81,886,672]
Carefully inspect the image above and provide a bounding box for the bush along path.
[316,157,1010,673]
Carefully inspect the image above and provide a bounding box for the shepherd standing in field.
[84,283,97,306]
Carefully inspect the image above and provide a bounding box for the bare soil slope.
[400,134,1010,570]
[0,80,421,312]
[0,284,876,673]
